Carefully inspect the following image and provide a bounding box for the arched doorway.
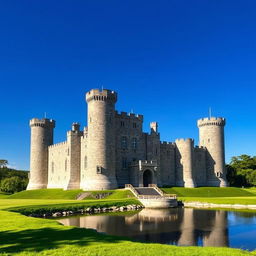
[143,169,153,187]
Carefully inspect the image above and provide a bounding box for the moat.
[57,208,256,251]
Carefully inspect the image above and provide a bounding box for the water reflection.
[58,208,256,250]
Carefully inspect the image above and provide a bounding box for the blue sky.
[0,1,256,170]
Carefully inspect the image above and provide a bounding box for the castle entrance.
[143,169,153,187]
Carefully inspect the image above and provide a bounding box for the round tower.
[197,117,227,187]
[175,138,196,188]
[82,89,118,190]
[27,118,55,190]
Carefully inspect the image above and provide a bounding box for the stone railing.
[138,195,177,200]
[125,184,139,197]
[148,184,164,196]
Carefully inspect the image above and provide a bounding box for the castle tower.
[175,139,196,188]
[197,117,227,187]
[27,118,55,190]
[82,89,118,190]
[65,123,82,190]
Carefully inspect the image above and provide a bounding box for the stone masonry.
[27,89,228,190]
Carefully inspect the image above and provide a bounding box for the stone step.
[134,187,161,196]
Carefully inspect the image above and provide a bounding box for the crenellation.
[48,141,67,148]
[175,138,194,143]
[27,89,227,190]
[115,111,144,121]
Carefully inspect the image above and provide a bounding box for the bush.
[0,176,28,194]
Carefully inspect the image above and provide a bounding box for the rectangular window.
[132,137,137,150]
[96,166,102,174]
[122,157,127,169]
[121,136,127,149]
[120,121,125,127]
[84,156,87,169]
[133,122,137,128]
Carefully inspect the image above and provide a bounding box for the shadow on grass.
[0,226,126,253]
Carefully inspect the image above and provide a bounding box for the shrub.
[0,176,28,194]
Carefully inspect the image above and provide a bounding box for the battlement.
[175,138,194,143]
[48,141,67,148]
[86,89,117,103]
[30,118,55,128]
[160,141,176,148]
[194,145,206,151]
[197,117,225,127]
[115,111,143,121]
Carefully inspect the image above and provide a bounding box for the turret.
[65,123,82,190]
[82,89,118,190]
[27,118,55,190]
[197,117,227,187]
[175,138,196,188]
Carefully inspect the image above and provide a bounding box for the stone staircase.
[125,184,177,208]
[134,187,161,196]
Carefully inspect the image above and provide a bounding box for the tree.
[0,160,8,168]
[0,176,28,194]
[227,155,256,187]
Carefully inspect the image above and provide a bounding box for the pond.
[57,208,256,251]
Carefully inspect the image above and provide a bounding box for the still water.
[58,208,256,251]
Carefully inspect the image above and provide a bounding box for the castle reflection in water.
[58,208,229,247]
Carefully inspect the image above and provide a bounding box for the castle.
[27,89,228,191]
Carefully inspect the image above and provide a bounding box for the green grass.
[105,189,134,199]
[0,192,9,199]
[8,189,83,199]
[0,188,256,255]
[8,188,135,200]
[180,196,256,205]
[162,187,256,197]
[0,198,254,256]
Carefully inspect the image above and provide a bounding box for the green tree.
[228,155,256,187]
[0,176,28,194]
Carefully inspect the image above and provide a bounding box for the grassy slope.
[162,187,256,205]
[8,189,83,199]
[162,187,256,197]
[8,189,135,200]
[0,198,254,256]
[0,192,9,199]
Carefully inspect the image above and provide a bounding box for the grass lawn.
[162,187,256,197]
[0,192,9,199]
[0,197,255,256]
[0,187,256,255]
[7,188,134,200]
[160,187,256,205]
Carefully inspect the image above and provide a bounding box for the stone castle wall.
[48,141,68,189]
[27,89,227,190]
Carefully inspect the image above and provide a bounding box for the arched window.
[122,157,127,169]
[84,156,87,169]
[121,136,127,149]
[65,159,67,171]
[51,162,54,174]
[132,138,137,150]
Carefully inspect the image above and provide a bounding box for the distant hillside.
[0,167,28,180]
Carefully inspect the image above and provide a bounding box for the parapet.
[85,88,117,103]
[197,117,225,127]
[175,138,194,144]
[160,141,176,149]
[194,145,206,152]
[30,118,55,128]
[72,122,80,132]
[48,141,67,149]
[115,111,144,121]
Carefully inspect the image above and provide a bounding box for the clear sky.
[0,0,256,170]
